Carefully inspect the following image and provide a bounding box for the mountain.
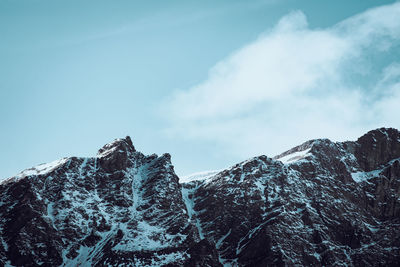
[1,128,400,266]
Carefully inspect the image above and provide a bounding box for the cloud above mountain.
[164,2,400,157]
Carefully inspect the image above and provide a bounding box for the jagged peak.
[160,153,171,162]
[97,136,136,158]
[357,127,400,143]
[354,127,400,171]
[211,155,278,180]
[3,157,71,184]
[274,138,332,164]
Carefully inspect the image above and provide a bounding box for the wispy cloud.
[52,0,279,48]
[164,3,400,157]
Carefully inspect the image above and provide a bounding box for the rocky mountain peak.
[159,153,172,163]
[96,136,137,172]
[274,138,334,161]
[1,128,399,266]
[273,139,323,164]
[97,136,135,157]
[355,127,400,171]
[0,135,222,266]
[359,127,400,141]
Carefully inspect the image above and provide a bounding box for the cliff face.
[186,128,400,266]
[1,128,400,266]
[0,137,220,266]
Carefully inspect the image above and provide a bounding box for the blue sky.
[1,0,399,179]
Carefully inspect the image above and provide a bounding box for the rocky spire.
[97,136,137,172]
[355,127,400,171]
[97,136,135,157]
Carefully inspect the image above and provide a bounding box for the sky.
[1,0,399,179]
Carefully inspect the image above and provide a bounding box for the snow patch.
[364,222,379,233]
[181,185,204,239]
[150,251,187,266]
[97,145,118,158]
[216,229,231,249]
[180,170,220,183]
[277,148,311,164]
[8,158,69,181]
[351,169,382,183]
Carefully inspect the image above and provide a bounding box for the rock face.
[1,128,400,266]
[0,137,220,266]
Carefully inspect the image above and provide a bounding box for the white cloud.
[373,63,400,126]
[164,3,400,158]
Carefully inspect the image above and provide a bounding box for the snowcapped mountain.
[1,128,400,266]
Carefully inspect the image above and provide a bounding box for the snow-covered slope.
[1,128,400,266]
[0,137,220,266]
[182,128,400,266]
[275,147,311,163]
[180,170,221,183]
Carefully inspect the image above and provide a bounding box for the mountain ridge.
[1,127,399,266]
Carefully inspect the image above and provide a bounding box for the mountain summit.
[1,128,399,266]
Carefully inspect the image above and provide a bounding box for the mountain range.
[0,127,399,266]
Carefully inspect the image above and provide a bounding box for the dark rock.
[355,128,400,171]
[0,128,399,266]
[185,239,223,267]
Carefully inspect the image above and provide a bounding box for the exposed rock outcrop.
[0,137,220,266]
[0,128,399,266]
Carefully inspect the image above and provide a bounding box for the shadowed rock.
[1,128,399,266]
